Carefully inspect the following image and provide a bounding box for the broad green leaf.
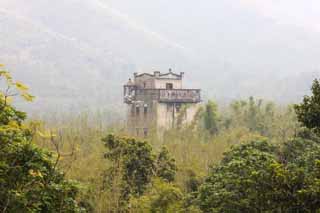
[21,93,35,102]
[15,81,29,91]
[0,71,11,78]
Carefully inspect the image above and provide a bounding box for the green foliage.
[0,140,83,212]
[228,97,275,135]
[281,136,320,212]
[281,128,319,163]
[0,68,85,212]
[130,178,183,213]
[27,97,298,212]
[246,96,262,131]
[156,147,177,182]
[294,78,320,135]
[198,140,279,212]
[203,100,219,135]
[102,134,155,204]
[102,135,182,211]
[181,169,203,212]
[184,169,202,194]
[198,136,320,212]
[0,68,35,104]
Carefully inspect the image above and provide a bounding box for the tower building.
[124,70,201,137]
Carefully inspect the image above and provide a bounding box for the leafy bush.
[0,67,86,212]
[295,79,320,135]
[130,178,183,213]
[155,146,177,183]
[198,137,320,212]
[102,134,156,210]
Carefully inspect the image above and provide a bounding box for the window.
[166,83,173,90]
[143,82,146,88]
[143,128,148,137]
[136,106,140,115]
[144,104,148,116]
[176,104,181,113]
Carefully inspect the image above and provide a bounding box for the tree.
[0,66,85,212]
[102,134,155,205]
[245,96,261,131]
[198,140,281,212]
[203,100,219,135]
[197,136,320,212]
[155,146,177,182]
[130,179,183,213]
[294,78,320,135]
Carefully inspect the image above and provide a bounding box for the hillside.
[1,0,192,112]
[1,0,320,113]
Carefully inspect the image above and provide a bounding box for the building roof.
[134,70,184,80]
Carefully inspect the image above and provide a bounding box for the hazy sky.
[240,0,320,32]
[105,0,320,32]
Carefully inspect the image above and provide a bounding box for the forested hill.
[0,0,191,113]
[1,0,320,112]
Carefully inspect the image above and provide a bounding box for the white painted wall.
[154,79,182,89]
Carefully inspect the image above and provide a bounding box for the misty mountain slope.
[1,0,319,112]
[105,0,320,102]
[105,0,320,76]
[2,0,191,70]
[1,0,196,112]
[1,0,202,112]
[0,9,129,111]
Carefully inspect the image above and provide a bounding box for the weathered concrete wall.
[156,103,174,132]
[126,98,158,137]
[134,75,155,89]
[184,103,201,124]
[156,102,201,133]
[154,79,182,89]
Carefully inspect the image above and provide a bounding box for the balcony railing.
[124,88,201,104]
[159,89,201,103]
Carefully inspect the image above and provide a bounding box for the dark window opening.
[143,128,148,137]
[143,82,146,88]
[176,104,181,113]
[144,106,148,116]
[166,83,173,90]
[136,106,140,115]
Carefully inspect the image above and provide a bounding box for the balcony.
[158,89,201,103]
[124,88,201,104]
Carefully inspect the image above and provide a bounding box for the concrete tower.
[123,70,201,137]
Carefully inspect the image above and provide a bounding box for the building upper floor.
[132,69,184,90]
[124,70,201,104]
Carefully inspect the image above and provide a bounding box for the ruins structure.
[124,70,201,137]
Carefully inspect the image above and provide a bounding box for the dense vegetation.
[0,66,86,212]
[2,65,320,212]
